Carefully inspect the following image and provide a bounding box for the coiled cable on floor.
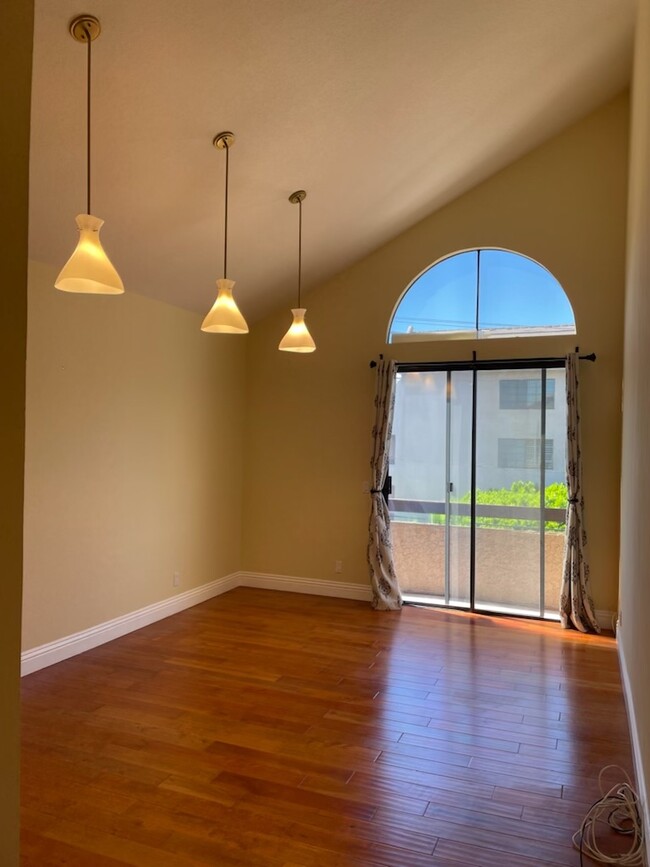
[574,765,645,865]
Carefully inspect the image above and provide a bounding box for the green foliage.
[456,480,567,531]
[396,481,567,532]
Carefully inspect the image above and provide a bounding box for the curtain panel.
[560,352,600,633]
[367,359,402,610]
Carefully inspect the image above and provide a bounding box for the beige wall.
[23,262,246,650]
[242,94,629,615]
[620,0,650,843]
[0,0,32,861]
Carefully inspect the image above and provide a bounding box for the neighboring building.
[391,365,566,505]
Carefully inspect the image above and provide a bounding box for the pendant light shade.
[56,15,124,295]
[278,308,316,352]
[201,278,248,333]
[279,190,316,353]
[55,215,124,294]
[201,132,249,334]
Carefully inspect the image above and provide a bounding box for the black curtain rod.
[369,351,596,370]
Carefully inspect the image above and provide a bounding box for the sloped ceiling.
[29,0,636,322]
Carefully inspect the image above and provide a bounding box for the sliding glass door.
[389,370,472,608]
[389,364,566,619]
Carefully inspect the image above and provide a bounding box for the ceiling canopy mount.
[213,131,235,151]
[69,15,101,43]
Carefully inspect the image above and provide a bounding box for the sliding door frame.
[394,356,568,620]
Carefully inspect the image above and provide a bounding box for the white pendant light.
[201,132,249,334]
[279,190,316,353]
[55,15,124,295]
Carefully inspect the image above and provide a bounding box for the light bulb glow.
[201,278,249,333]
[278,308,316,353]
[55,214,124,294]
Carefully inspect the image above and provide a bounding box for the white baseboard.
[617,628,650,867]
[20,573,615,681]
[21,571,371,676]
[20,572,239,676]
[237,571,373,602]
[596,609,617,632]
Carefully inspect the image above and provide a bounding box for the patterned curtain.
[367,359,402,610]
[560,353,600,633]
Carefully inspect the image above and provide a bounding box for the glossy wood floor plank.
[22,588,635,865]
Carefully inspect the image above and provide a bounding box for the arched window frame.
[387,247,576,344]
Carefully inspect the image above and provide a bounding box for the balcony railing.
[389,498,565,523]
[389,498,566,617]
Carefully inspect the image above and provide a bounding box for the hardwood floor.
[21,588,634,866]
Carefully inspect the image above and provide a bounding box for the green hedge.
[458,480,567,531]
[396,481,567,532]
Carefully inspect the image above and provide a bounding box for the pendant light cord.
[223,141,229,279]
[85,23,92,215]
[297,196,302,308]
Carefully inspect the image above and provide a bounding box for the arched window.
[387,249,576,343]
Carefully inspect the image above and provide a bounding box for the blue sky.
[391,250,576,335]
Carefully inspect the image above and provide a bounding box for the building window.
[498,438,554,470]
[499,378,555,410]
[387,248,576,343]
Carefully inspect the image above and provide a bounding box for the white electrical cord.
[573,765,645,865]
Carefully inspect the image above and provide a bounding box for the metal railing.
[389,499,565,523]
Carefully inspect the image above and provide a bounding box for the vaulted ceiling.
[29,0,636,322]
